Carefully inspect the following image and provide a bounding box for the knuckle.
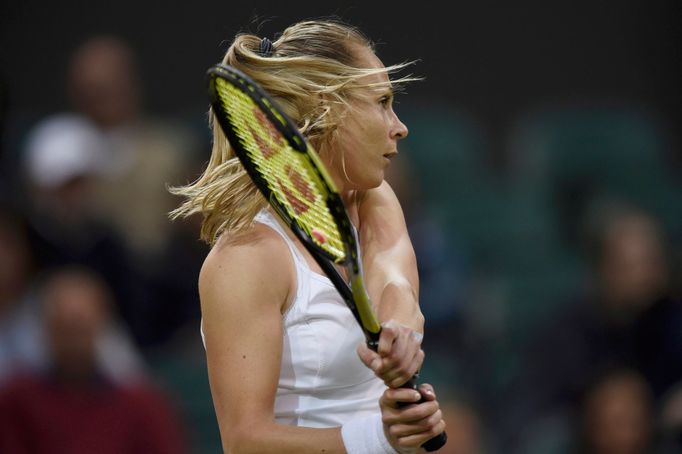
[428,411,442,427]
[381,413,395,425]
[384,356,398,368]
[390,378,405,388]
[420,401,437,416]
[383,323,396,335]
[397,438,412,448]
[433,420,446,436]
[410,407,428,421]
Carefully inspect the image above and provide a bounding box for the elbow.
[220,424,266,454]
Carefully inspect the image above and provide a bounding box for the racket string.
[215,79,346,260]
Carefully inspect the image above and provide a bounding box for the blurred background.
[1,1,680,453]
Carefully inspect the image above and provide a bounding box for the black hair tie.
[259,37,274,57]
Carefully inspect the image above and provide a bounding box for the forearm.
[222,422,346,454]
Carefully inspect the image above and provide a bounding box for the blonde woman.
[172,19,445,453]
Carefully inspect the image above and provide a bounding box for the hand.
[380,383,446,453]
[358,320,424,388]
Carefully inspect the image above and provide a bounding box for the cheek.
[324,113,387,188]
[332,123,365,164]
[342,117,382,154]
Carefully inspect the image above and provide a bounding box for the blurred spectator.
[577,369,656,454]
[439,398,485,454]
[20,113,148,344]
[57,34,206,348]
[0,208,42,384]
[502,199,682,453]
[579,200,682,401]
[17,32,209,348]
[23,114,107,190]
[0,267,186,454]
[65,34,200,265]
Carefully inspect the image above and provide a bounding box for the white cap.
[24,114,106,188]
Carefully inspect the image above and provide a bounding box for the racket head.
[207,63,352,264]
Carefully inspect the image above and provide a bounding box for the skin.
[200,42,445,453]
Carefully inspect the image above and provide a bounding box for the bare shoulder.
[358,180,407,232]
[199,222,295,315]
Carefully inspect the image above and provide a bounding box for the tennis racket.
[207,63,447,452]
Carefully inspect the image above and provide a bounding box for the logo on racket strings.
[250,107,316,216]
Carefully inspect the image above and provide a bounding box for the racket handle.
[398,377,448,452]
[365,333,447,451]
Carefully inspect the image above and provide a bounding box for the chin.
[357,172,384,191]
[341,169,384,192]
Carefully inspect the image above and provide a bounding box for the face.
[599,214,667,309]
[324,46,409,192]
[69,38,139,129]
[584,373,652,454]
[45,274,108,377]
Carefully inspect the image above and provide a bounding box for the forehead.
[352,45,390,86]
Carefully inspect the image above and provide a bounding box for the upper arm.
[199,231,348,453]
[358,181,422,330]
[199,230,294,441]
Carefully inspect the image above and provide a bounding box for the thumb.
[357,342,381,372]
[417,383,437,401]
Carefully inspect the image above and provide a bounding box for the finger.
[417,383,436,401]
[378,321,399,357]
[386,326,422,366]
[386,409,443,438]
[377,326,416,374]
[387,350,424,388]
[388,329,411,365]
[357,342,381,372]
[381,387,422,409]
[394,419,447,450]
[386,401,441,425]
[384,367,415,389]
[381,403,437,427]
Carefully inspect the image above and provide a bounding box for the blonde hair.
[170,19,417,245]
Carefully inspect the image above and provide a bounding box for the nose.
[391,112,409,140]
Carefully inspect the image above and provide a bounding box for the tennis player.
[171,19,445,453]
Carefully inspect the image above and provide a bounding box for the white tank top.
[201,210,386,428]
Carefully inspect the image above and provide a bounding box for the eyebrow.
[380,87,394,98]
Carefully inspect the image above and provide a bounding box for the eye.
[379,95,391,108]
